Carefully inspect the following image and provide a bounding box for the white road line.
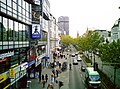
[81,74,83,77]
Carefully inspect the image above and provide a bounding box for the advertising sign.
[9,68,15,78]
[34,0,40,5]
[32,24,41,39]
[20,62,28,70]
[0,73,6,83]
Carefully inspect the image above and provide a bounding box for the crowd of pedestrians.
[38,49,68,89]
[40,60,63,88]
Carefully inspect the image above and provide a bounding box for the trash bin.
[27,80,31,88]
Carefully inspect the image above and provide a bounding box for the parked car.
[81,65,86,72]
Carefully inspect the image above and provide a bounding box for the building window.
[8,19,14,49]
[14,21,19,48]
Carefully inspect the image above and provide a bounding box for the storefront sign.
[35,56,41,67]
[0,51,14,59]
[29,55,37,61]
[34,0,40,5]
[0,58,8,62]
[28,60,35,67]
[20,62,28,70]
[9,68,15,78]
[0,73,6,83]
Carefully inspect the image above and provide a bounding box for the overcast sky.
[49,0,120,38]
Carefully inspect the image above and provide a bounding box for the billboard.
[32,24,41,39]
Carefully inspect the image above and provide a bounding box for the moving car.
[73,59,78,65]
[71,53,75,57]
[81,65,86,72]
[77,57,82,62]
[61,62,68,71]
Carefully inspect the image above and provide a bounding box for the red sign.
[0,58,8,62]
[29,55,37,61]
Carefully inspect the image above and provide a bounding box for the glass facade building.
[0,0,32,89]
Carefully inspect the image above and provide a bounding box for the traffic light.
[94,62,98,71]
[59,81,63,88]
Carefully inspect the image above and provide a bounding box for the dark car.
[61,62,68,71]
[81,65,86,72]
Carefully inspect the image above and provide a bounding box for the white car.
[77,57,82,62]
[71,53,75,57]
[73,59,78,65]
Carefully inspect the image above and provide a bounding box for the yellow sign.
[9,68,15,78]
[0,74,6,83]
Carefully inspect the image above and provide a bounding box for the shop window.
[10,55,19,66]
[0,58,10,74]
[0,78,10,89]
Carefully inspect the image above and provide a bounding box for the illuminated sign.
[0,51,14,59]
[0,58,8,62]
[34,0,40,5]
[20,62,28,70]
[0,74,6,83]
[9,68,15,78]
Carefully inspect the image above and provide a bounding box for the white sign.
[35,0,40,5]
[0,51,14,59]
[20,62,28,70]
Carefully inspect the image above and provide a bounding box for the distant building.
[95,30,111,43]
[58,16,69,35]
[77,30,79,37]
[111,19,120,42]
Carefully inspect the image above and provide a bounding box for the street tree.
[60,35,73,47]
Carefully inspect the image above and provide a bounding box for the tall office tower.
[77,30,79,37]
[58,16,69,35]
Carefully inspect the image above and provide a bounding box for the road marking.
[81,74,83,77]
[82,80,85,84]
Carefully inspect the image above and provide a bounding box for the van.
[85,67,101,89]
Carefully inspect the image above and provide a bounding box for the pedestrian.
[42,79,46,88]
[41,74,44,82]
[51,74,54,85]
[45,74,48,83]
[56,67,59,77]
[47,82,53,89]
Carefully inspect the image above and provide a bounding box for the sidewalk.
[27,54,69,89]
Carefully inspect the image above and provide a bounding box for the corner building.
[0,0,32,89]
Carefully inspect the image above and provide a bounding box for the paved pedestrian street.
[26,56,69,89]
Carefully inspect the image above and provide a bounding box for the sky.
[49,0,120,38]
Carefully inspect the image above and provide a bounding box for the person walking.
[41,74,45,88]
[41,74,44,82]
[45,74,48,83]
[56,67,59,77]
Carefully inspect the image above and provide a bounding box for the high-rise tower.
[58,16,69,35]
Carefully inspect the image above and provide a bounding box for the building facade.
[58,16,69,35]
[95,30,111,43]
[0,0,32,88]
[111,19,120,42]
